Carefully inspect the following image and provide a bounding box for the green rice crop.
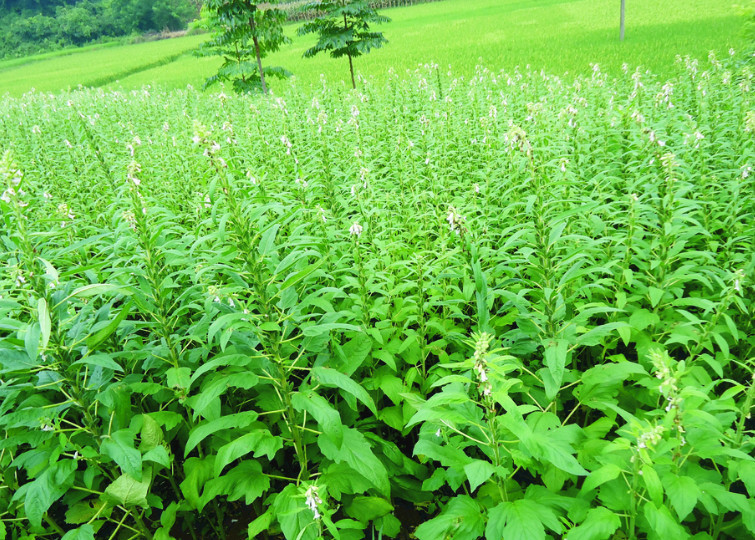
[0,0,747,96]
[0,50,753,538]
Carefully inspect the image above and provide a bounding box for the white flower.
[304,485,323,520]
[473,183,480,194]
[349,222,363,237]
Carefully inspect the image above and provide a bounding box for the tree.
[298,0,389,90]
[620,0,625,41]
[199,0,289,94]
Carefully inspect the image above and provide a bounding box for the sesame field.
[1,1,755,539]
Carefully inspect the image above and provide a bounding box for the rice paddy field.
[0,0,748,95]
[1,0,754,539]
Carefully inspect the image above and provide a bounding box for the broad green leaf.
[565,506,621,540]
[415,496,484,540]
[101,430,141,479]
[643,503,689,540]
[61,525,95,540]
[37,298,51,351]
[291,390,343,445]
[71,354,123,372]
[464,460,495,492]
[302,322,361,337]
[663,474,698,520]
[641,464,663,505]
[199,461,270,511]
[486,500,545,540]
[104,473,150,508]
[214,430,282,476]
[271,484,319,540]
[543,338,569,399]
[319,427,389,494]
[581,464,622,493]
[312,366,377,414]
[85,301,133,351]
[738,461,755,497]
[165,367,191,389]
[185,411,259,457]
[345,496,394,522]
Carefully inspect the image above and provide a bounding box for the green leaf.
[180,457,214,509]
[272,484,319,540]
[214,430,282,476]
[85,301,133,351]
[738,461,755,497]
[71,354,123,372]
[663,474,698,521]
[464,460,495,492]
[415,496,484,540]
[165,367,191,389]
[101,430,142,479]
[345,496,394,522]
[318,427,389,494]
[641,464,663,505]
[576,322,630,347]
[139,414,163,451]
[303,322,361,337]
[37,298,51,351]
[199,461,270,511]
[643,503,689,540]
[248,508,273,538]
[61,525,95,540]
[103,473,150,508]
[185,411,259,457]
[312,366,377,414]
[565,506,621,540]
[291,390,343,445]
[581,464,622,493]
[486,500,546,540]
[543,338,568,399]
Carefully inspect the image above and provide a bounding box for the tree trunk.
[249,13,268,94]
[620,0,625,41]
[348,53,356,90]
[344,13,356,89]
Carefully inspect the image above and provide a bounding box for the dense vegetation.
[0,0,200,58]
[0,48,753,539]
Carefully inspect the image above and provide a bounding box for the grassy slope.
[0,0,746,96]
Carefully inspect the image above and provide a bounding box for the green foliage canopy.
[298,0,390,88]
[198,0,290,93]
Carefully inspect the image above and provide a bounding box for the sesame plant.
[0,51,753,540]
